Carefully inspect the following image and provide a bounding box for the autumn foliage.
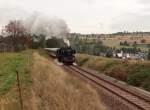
[2,20,32,51]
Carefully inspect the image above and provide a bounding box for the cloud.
[138,0,150,4]
[0,6,28,28]
[80,0,95,4]
[111,12,150,32]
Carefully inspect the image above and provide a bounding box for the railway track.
[64,65,150,110]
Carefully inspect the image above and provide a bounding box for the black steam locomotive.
[45,47,76,65]
[56,47,76,65]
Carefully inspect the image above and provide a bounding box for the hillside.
[75,54,150,91]
[101,36,150,51]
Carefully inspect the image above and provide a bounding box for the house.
[116,51,123,58]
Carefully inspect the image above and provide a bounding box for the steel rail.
[64,65,150,110]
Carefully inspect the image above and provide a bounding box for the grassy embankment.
[76,54,150,92]
[30,51,106,110]
[0,50,33,110]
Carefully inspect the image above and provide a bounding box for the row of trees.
[69,37,113,56]
[120,39,147,47]
[118,47,141,54]
[120,41,137,47]
[1,20,67,51]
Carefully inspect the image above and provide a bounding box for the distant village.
[67,32,150,61]
[99,51,147,61]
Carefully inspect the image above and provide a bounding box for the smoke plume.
[0,7,71,46]
[63,38,70,46]
[24,12,70,38]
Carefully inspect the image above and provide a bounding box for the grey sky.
[0,0,150,33]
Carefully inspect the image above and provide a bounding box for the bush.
[127,72,150,90]
[77,57,89,66]
[128,73,144,86]
[148,49,150,60]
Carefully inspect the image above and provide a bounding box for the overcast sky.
[0,0,150,34]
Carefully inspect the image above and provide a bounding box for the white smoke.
[0,7,71,46]
[24,12,70,38]
[63,38,70,46]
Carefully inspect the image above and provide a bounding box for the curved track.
[64,65,150,110]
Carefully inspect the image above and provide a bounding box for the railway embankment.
[75,54,150,92]
[29,52,106,110]
[64,65,150,110]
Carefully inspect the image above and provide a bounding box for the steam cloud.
[63,38,70,46]
[0,8,71,46]
[24,12,70,38]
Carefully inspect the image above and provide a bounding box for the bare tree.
[5,20,26,36]
[4,20,30,51]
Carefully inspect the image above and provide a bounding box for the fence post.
[16,71,23,110]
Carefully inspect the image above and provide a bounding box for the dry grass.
[30,52,106,110]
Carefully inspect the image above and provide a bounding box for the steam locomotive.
[45,47,76,65]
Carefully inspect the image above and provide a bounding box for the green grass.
[76,54,150,91]
[0,50,33,95]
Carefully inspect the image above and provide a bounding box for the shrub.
[77,57,89,66]
[148,49,150,60]
[127,71,150,91]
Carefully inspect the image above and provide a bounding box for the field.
[101,36,150,51]
[0,50,33,110]
[75,54,150,91]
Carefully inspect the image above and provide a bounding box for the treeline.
[69,37,112,56]
[31,35,67,49]
[117,47,141,54]
[0,20,67,52]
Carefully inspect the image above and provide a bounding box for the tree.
[148,49,150,60]
[106,50,113,58]
[141,39,146,43]
[120,41,129,46]
[133,41,137,47]
[46,37,66,48]
[4,20,28,51]
[31,34,46,49]
[5,20,26,36]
